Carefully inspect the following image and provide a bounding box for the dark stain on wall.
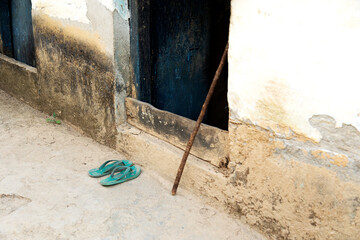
[30,16,117,147]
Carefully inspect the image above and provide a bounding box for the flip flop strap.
[110,165,129,177]
[110,164,134,179]
[98,160,121,170]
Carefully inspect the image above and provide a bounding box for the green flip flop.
[100,164,141,186]
[88,160,133,178]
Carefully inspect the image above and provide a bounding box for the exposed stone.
[227,121,360,240]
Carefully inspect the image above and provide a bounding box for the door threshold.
[125,97,229,167]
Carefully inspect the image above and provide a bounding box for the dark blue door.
[10,0,35,66]
[150,0,211,121]
[131,0,229,129]
[0,0,13,57]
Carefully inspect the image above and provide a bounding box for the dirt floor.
[0,89,265,240]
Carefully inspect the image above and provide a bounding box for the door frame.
[129,0,152,103]
[129,0,230,130]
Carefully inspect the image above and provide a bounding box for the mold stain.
[256,98,287,125]
[32,14,117,147]
[255,79,291,131]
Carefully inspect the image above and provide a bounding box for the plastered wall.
[0,0,131,147]
[32,0,115,56]
[227,0,360,238]
[228,0,360,142]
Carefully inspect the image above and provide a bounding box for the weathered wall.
[125,97,229,167]
[228,0,360,239]
[226,123,360,239]
[228,0,360,142]
[113,0,131,125]
[0,0,131,147]
[32,0,120,146]
[0,54,38,104]
[33,14,116,146]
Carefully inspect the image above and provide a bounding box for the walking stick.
[172,42,229,195]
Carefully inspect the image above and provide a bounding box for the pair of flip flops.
[88,160,141,186]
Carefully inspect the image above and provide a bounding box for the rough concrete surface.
[0,54,39,105]
[125,97,229,167]
[227,122,360,240]
[0,89,265,240]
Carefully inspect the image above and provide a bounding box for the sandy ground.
[0,89,265,240]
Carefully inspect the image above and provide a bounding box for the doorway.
[0,0,35,67]
[130,0,230,130]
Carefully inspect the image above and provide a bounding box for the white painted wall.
[32,0,90,24]
[31,0,125,56]
[229,0,360,141]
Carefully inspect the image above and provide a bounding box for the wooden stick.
[172,42,229,195]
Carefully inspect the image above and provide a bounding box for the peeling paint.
[228,121,360,239]
[97,0,114,11]
[311,150,349,167]
[114,0,129,19]
[229,0,360,142]
[273,140,285,150]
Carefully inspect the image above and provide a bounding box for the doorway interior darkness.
[130,0,230,130]
[0,0,35,67]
